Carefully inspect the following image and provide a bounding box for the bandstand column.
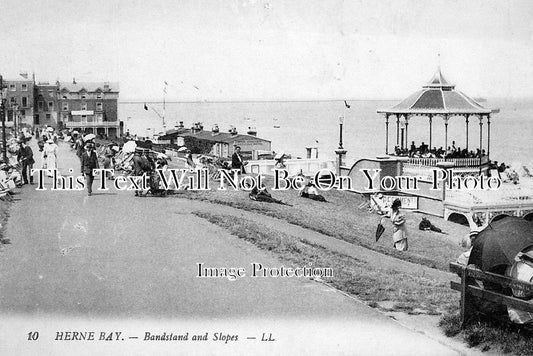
[444,115,449,158]
[479,115,483,155]
[404,115,409,146]
[396,115,399,147]
[487,114,491,159]
[385,114,389,154]
[429,114,433,149]
[465,114,469,150]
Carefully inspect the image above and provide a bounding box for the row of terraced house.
[2,77,121,138]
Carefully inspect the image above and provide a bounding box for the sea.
[119,98,533,168]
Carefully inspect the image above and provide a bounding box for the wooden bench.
[449,262,533,327]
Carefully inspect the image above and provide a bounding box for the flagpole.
[163,82,166,131]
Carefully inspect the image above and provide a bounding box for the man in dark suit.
[231,146,246,174]
[17,139,35,185]
[81,142,99,196]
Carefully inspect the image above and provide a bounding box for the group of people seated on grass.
[247,172,327,205]
[392,140,486,159]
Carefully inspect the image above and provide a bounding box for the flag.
[344,100,350,109]
[144,103,148,110]
[164,81,168,86]
[19,72,28,79]
[163,87,167,94]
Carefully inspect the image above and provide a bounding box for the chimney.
[229,126,238,136]
[211,124,220,136]
[192,122,203,134]
[247,126,257,137]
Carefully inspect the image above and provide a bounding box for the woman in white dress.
[43,139,58,176]
[389,198,408,251]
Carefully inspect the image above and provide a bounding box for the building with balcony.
[58,81,120,137]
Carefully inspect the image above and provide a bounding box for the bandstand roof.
[377,69,494,116]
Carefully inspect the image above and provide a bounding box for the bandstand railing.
[407,156,488,167]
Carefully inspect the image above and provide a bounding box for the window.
[10,97,17,104]
[81,115,87,121]
[62,113,69,121]
[96,113,103,121]
[81,102,87,111]
[21,84,28,91]
[48,90,54,97]
[46,114,51,119]
[9,84,16,91]
[62,95,67,100]
[20,109,25,116]
[62,102,68,111]
[22,97,28,107]
[96,102,103,111]
[96,92,103,99]
[38,101,43,112]
[48,102,54,111]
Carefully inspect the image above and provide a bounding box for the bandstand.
[377,68,498,176]
[344,69,533,228]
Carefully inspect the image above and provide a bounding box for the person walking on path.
[81,142,99,196]
[43,139,58,177]
[16,139,35,185]
[132,148,150,197]
[74,135,85,162]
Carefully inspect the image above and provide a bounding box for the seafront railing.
[247,159,335,176]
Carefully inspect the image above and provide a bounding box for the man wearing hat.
[132,148,150,196]
[456,227,482,265]
[17,138,35,185]
[81,142,99,196]
[231,146,246,174]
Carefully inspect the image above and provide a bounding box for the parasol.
[47,127,54,132]
[84,133,96,141]
[274,152,286,160]
[177,146,188,152]
[122,140,137,153]
[469,217,533,271]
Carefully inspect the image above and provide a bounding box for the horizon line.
[119,96,533,104]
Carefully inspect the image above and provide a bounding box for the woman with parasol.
[378,198,408,251]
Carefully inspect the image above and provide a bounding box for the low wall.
[247,159,335,176]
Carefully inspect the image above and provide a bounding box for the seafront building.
[2,78,35,128]
[58,82,120,137]
[1,77,120,137]
[34,82,59,127]
[160,123,271,159]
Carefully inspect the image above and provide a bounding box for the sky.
[1,0,532,101]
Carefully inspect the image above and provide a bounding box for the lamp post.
[11,102,19,139]
[0,75,7,162]
[335,115,347,176]
[338,115,344,149]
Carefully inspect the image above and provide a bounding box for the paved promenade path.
[0,139,462,356]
